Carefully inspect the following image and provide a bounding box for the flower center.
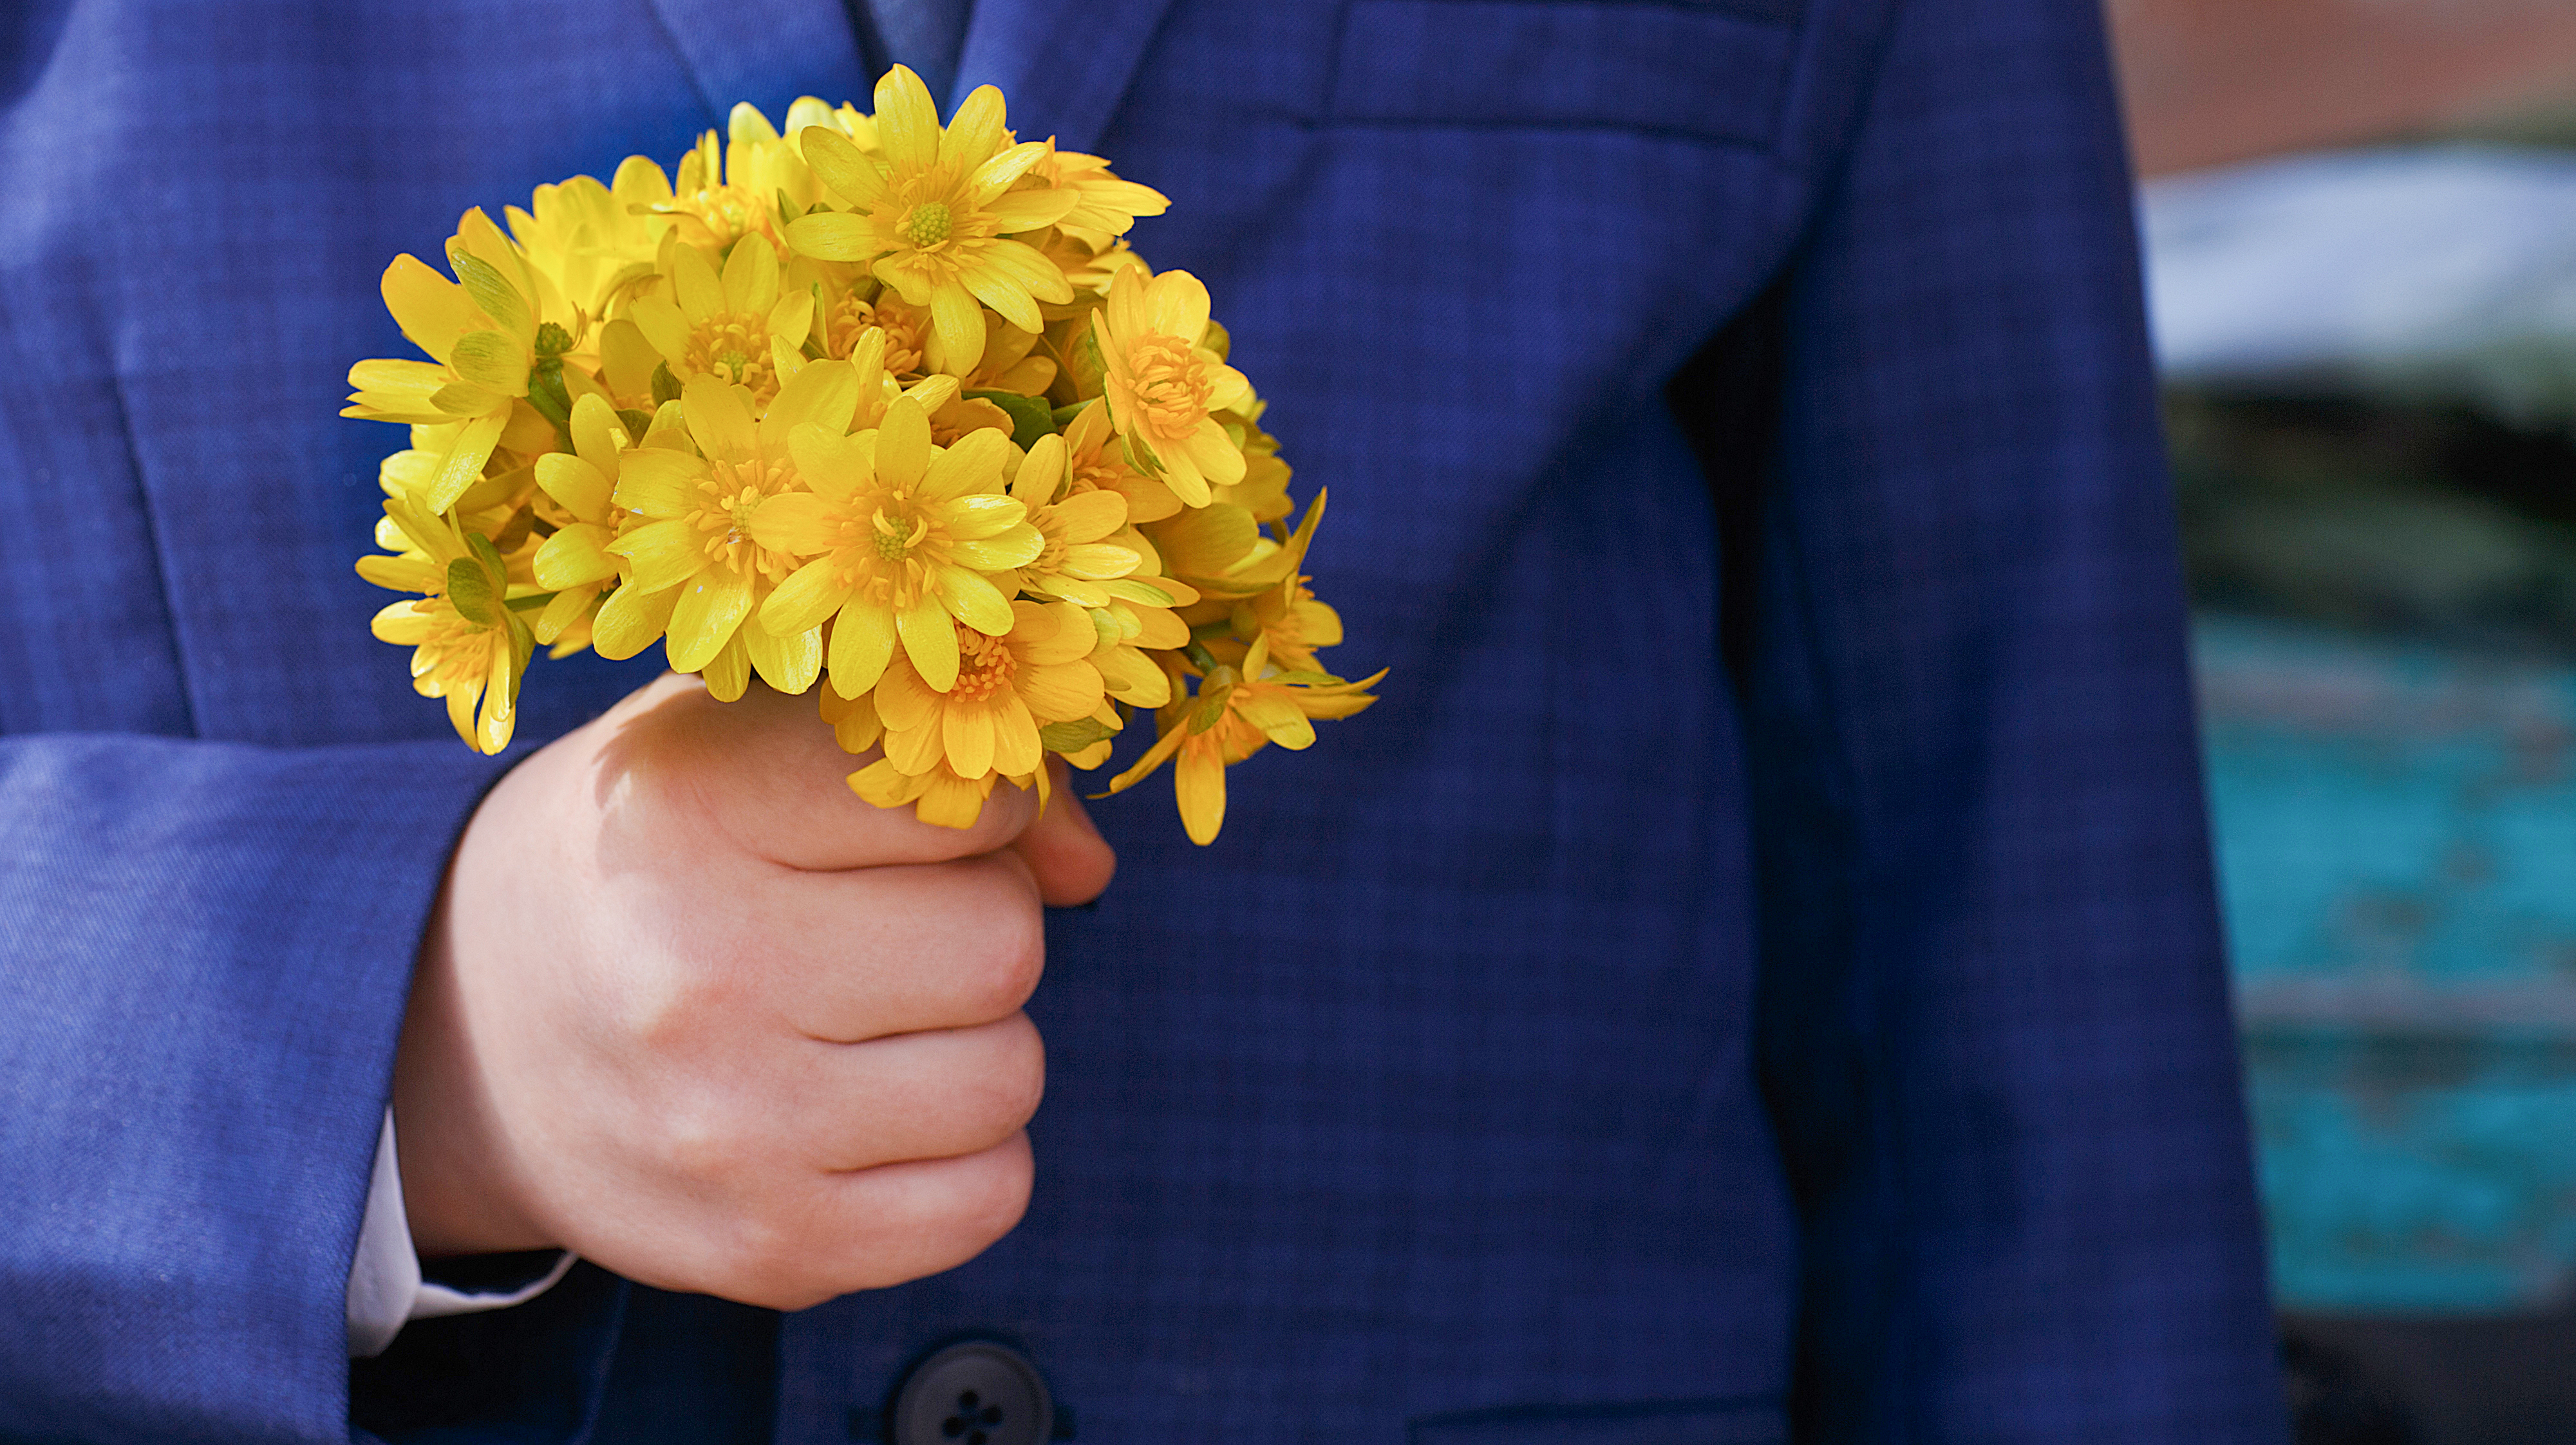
[831,297,927,377]
[898,201,953,248]
[950,625,1019,703]
[690,457,796,579]
[686,315,776,403]
[837,501,943,607]
[1129,335,1212,436]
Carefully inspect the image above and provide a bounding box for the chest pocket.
[1326,0,1805,147]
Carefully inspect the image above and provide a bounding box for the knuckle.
[647,1090,753,1185]
[952,897,1045,1020]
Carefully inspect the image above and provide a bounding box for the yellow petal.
[942,491,1029,540]
[381,255,479,365]
[610,449,705,519]
[592,579,682,660]
[681,373,758,461]
[665,566,755,673]
[944,699,996,778]
[567,393,625,480]
[762,555,851,635]
[702,629,753,701]
[928,280,986,377]
[672,242,724,324]
[915,769,992,830]
[886,708,946,774]
[1060,541,1140,580]
[535,452,612,521]
[851,756,934,808]
[976,236,1075,304]
[992,691,1043,776]
[874,650,942,729]
[791,423,872,503]
[938,84,1008,171]
[761,357,855,449]
[898,595,960,689]
[797,124,885,207]
[872,64,941,172]
[608,517,704,592]
[1175,742,1226,844]
[1018,659,1105,722]
[746,492,838,557]
[934,565,1015,636]
[921,427,1011,502]
[874,396,932,488]
[746,616,822,694]
[1235,688,1317,750]
[1020,600,1099,666]
[1178,418,1246,487]
[1013,433,1067,505]
[721,232,780,317]
[628,294,692,365]
[828,597,898,695]
[1145,270,1213,340]
[961,268,1042,335]
[1050,489,1126,541]
[532,523,617,590]
[785,210,878,263]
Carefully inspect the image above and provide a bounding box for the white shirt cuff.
[345,1110,576,1357]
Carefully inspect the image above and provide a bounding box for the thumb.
[1011,762,1116,907]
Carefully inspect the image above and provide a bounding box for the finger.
[808,1131,1037,1294]
[755,852,1048,1040]
[592,676,1042,872]
[1008,761,1117,907]
[611,1132,1037,1310]
[800,1012,1046,1173]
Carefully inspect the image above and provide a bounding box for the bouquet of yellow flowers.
[348,66,1378,843]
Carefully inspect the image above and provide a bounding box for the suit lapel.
[640,0,873,121]
[957,0,1185,153]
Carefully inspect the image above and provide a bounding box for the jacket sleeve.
[0,733,617,1442]
[1732,0,2286,1438]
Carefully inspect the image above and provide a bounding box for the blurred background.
[2107,1,2576,1439]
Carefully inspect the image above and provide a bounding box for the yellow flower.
[823,287,933,377]
[1092,265,1252,507]
[848,755,1015,831]
[628,234,814,411]
[1101,631,1382,844]
[527,392,668,655]
[360,491,533,754]
[1004,433,1140,606]
[1022,142,1170,249]
[748,393,1041,695]
[646,100,835,252]
[344,210,553,514]
[1200,490,1343,674]
[785,66,1080,377]
[1061,396,1180,522]
[876,600,1105,782]
[602,364,861,697]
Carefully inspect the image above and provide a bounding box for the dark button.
[890,1342,1054,1445]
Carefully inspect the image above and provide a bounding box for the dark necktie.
[856,0,975,104]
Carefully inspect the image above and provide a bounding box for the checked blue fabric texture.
[0,1,2285,1442]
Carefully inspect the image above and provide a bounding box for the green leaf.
[503,590,560,612]
[616,407,656,438]
[449,250,531,340]
[650,361,682,405]
[465,530,509,587]
[447,331,526,394]
[446,557,495,625]
[1039,718,1114,752]
[964,389,1058,451]
[1049,398,1097,429]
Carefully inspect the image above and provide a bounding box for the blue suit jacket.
[0,1,2284,1440]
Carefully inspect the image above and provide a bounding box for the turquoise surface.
[2199,614,2576,1312]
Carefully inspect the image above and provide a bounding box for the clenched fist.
[390,672,1114,1310]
